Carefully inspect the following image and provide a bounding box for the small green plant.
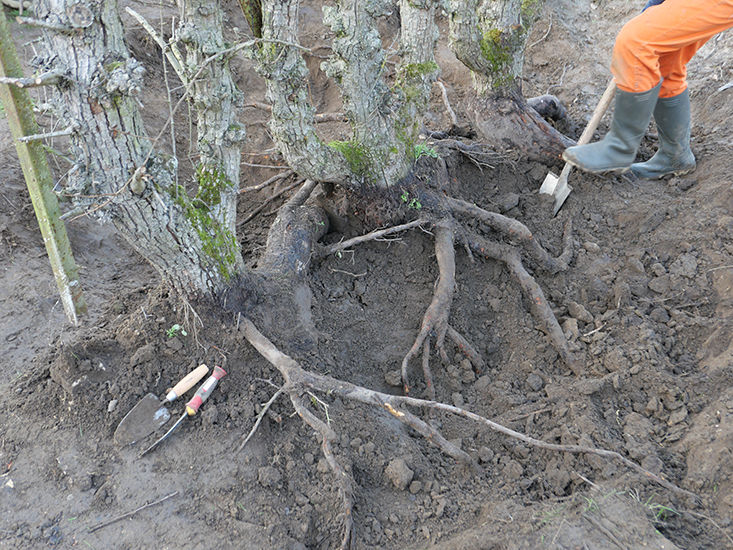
[400,190,422,210]
[414,142,438,160]
[647,501,680,521]
[583,496,599,514]
[166,324,187,338]
[537,505,566,527]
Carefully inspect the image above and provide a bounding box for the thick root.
[401,220,484,397]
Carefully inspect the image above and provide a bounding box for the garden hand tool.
[139,365,227,458]
[113,364,209,446]
[540,78,616,216]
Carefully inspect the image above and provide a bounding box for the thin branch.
[125,8,186,85]
[86,492,178,533]
[0,70,64,88]
[16,16,73,33]
[16,127,74,143]
[236,178,305,226]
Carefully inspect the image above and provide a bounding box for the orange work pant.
[611,0,733,97]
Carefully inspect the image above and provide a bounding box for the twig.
[436,79,458,127]
[16,16,72,33]
[125,8,186,85]
[16,127,74,143]
[86,492,178,533]
[238,389,284,452]
[239,170,293,193]
[237,178,305,226]
[0,70,63,88]
[316,219,426,258]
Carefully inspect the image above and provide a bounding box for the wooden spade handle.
[166,364,209,402]
[576,78,617,146]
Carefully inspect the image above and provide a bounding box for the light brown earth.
[3,0,733,548]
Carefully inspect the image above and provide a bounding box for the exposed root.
[448,197,573,274]
[401,220,459,396]
[436,139,506,171]
[290,394,355,550]
[239,318,700,522]
[440,197,581,374]
[435,79,458,128]
[238,169,293,194]
[315,219,426,259]
[467,232,582,376]
[237,387,284,452]
[447,325,486,372]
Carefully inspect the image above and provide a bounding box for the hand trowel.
[113,364,209,446]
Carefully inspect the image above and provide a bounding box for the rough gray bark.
[259,0,439,189]
[448,0,536,95]
[33,0,244,297]
[176,0,246,231]
[447,0,573,164]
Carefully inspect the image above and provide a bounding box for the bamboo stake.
[0,10,86,324]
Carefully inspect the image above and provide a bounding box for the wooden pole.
[0,10,86,324]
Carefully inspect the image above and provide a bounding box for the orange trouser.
[611,0,733,97]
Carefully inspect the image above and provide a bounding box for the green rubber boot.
[562,81,662,174]
[631,89,696,179]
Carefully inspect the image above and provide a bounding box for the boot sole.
[630,165,696,180]
[562,153,630,175]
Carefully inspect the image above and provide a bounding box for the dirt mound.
[3,0,733,549]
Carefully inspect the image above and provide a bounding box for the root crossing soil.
[3,0,733,549]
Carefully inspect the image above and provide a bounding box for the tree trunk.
[34,0,244,297]
[449,0,573,165]
[176,0,246,232]
[258,0,439,190]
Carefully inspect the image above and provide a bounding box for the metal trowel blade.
[113,393,171,446]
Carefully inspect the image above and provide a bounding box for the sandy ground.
[3,0,733,548]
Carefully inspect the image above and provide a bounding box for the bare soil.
[3,0,733,549]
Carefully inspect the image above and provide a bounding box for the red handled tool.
[138,365,227,458]
[114,364,210,446]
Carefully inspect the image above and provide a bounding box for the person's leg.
[631,88,696,178]
[563,0,733,175]
[612,0,733,95]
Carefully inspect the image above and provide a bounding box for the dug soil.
[3,0,733,549]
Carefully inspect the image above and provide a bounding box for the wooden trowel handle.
[165,364,209,403]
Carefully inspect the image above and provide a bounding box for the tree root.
[401,220,456,396]
[399,219,486,397]
[447,197,582,375]
[447,197,573,274]
[238,316,700,547]
[290,394,355,550]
